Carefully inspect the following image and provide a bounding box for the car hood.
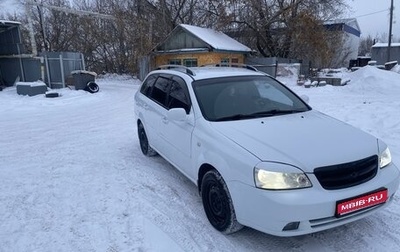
[211,110,378,172]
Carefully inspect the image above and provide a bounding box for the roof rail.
[156,65,195,76]
[201,63,258,72]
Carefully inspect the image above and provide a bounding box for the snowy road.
[0,69,400,251]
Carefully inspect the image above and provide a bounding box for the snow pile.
[276,64,301,87]
[391,64,400,74]
[97,73,137,82]
[344,66,400,94]
[276,63,300,77]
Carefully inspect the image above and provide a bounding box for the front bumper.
[229,162,400,237]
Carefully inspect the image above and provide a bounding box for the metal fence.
[40,52,85,89]
[0,56,41,86]
[0,52,85,88]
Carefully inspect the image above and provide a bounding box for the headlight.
[254,167,312,190]
[380,147,392,168]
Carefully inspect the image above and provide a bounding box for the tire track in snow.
[118,140,242,251]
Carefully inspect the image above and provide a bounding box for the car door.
[145,74,172,154]
[136,74,161,149]
[161,76,194,172]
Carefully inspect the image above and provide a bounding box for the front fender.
[192,121,260,188]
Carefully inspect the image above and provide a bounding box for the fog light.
[282,222,300,231]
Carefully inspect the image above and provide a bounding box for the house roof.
[0,20,21,25]
[324,18,361,37]
[0,20,21,34]
[324,18,360,30]
[180,24,251,52]
[154,24,252,53]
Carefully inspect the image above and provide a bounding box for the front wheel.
[201,170,243,234]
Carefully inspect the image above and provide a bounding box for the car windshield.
[193,75,310,121]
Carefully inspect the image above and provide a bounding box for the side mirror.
[168,108,187,121]
[300,95,310,104]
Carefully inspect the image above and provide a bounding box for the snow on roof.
[0,20,21,25]
[16,81,47,87]
[180,24,251,52]
[324,18,360,33]
[324,18,356,26]
[156,48,208,53]
[372,42,400,48]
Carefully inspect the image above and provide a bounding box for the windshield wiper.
[215,114,256,122]
[248,109,307,117]
[215,109,307,121]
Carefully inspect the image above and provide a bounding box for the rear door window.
[150,76,171,107]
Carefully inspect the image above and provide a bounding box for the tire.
[85,82,99,93]
[201,170,243,234]
[45,92,59,98]
[138,122,157,156]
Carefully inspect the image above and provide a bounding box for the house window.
[221,58,229,64]
[168,59,182,65]
[183,58,198,67]
[221,58,239,64]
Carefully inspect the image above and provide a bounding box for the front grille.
[314,155,378,190]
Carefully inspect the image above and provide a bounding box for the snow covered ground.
[0,67,400,252]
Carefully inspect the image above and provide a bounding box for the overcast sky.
[346,0,399,39]
[0,0,399,40]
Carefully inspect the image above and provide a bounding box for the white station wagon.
[134,65,400,236]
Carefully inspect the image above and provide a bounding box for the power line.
[354,9,389,18]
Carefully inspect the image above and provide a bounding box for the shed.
[323,18,361,67]
[152,24,252,68]
[1,20,87,89]
[371,43,400,65]
[0,20,41,86]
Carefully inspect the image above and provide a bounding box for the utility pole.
[387,0,394,63]
[25,3,37,56]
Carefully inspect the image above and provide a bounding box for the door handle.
[162,117,168,124]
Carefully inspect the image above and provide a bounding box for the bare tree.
[203,0,349,67]
[359,35,375,56]
[4,0,351,74]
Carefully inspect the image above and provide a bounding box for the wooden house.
[152,24,252,68]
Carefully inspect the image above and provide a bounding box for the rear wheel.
[138,122,157,156]
[201,170,243,234]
